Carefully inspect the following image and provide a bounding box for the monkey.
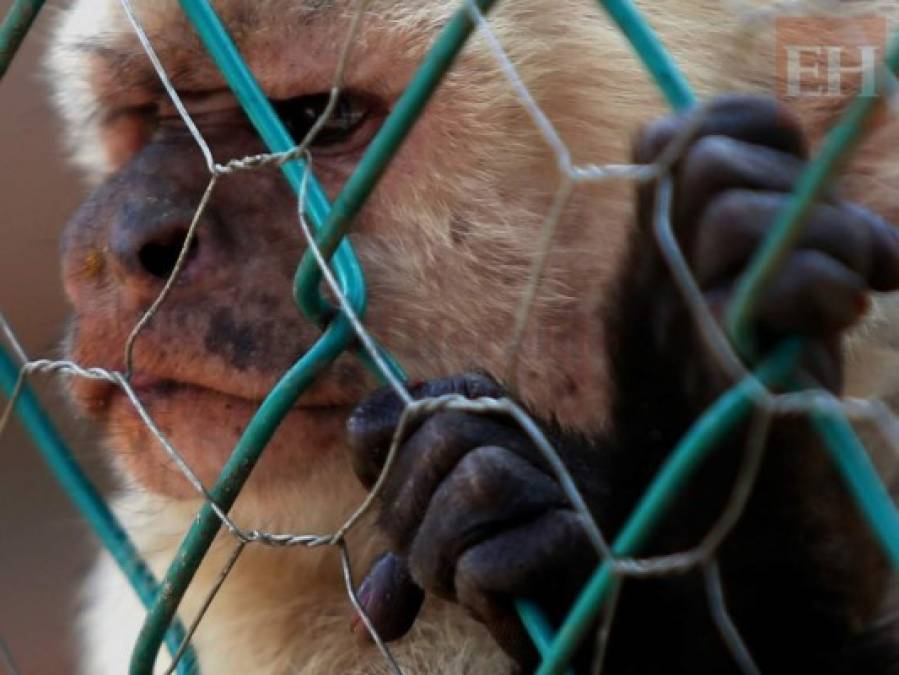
[42,0,899,673]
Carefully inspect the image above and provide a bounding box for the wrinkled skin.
[346,96,899,674]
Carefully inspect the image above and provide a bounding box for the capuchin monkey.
[44,0,899,673]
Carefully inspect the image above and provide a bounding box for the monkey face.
[49,0,643,499]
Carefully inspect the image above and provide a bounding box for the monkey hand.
[635,94,899,392]
[346,373,601,667]
[342,94,899,670]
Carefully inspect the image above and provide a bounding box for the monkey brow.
[60,0,341,103]
[66,37,226,101]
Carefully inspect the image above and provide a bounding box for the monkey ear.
[353,553,425,643]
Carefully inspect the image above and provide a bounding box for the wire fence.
[2,0,899,673]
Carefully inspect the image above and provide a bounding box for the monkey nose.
[109,216,201,290]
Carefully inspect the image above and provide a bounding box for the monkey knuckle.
[416,411,470,452]
[682,135,738,182]
[344,409,371,448]
[698,190,778,258]
[769,254,824,303]
[787,249,838,279]
[395,413,494,488]
[351,385,404,423]
[410,372,503,402]
[458,372,504,399]
[702,189,760,229]
[707,93,774,119]
[452,446,510,502]
[840,201,881,247]
[708,94,802,135]
[634,115,681,163]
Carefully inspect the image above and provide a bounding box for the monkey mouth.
[130,378,354,418]
[131,375,352,410]
[69,370,358,497]
[72,371,356,415]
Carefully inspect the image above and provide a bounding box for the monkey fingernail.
[351,553,424,643]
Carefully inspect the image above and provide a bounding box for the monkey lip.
[122,373,356,412]
[74,370,359,497]
[70,369,357,421]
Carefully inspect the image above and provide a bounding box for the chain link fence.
[2,0,899,673]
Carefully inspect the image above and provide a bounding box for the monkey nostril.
[136,228,199,280]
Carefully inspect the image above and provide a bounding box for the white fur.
[81,491,512,674]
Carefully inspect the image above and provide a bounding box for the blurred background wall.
[1,2,102,672]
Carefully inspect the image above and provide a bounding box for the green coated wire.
[290,12,692,657]
[515,2,697,663]
[294,0,500,322]
[0,0,195,670]
[0,0,44,79]
[811,409,899,565]
[177,0,362,315]
[178,0,407,384]
[534,340,803,675]
[535,13,899,675]
[536,346,899,675]
[515,599,576,675]
[129,319,354,674]
[4,0,898,672]
[0,348,197,674]
[88,0,899,672]
[597,0,695,110]
[719,30,899,563]
[131,0,498,670]
[128,2,357,670]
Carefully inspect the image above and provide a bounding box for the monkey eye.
[273,93,371,148]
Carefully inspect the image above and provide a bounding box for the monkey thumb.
[351,552,425,643]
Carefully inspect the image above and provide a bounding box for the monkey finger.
[371,411,534,550]
[743,250,869,337]
[354,552,425,643]
[633,94,807,166]
[406,446,567,599]
[453,510,598,666]
[675,139,837,242]
[843,203,899,292]
[346,387,408,488]
[693,192,882,287]
[346,373,504,489]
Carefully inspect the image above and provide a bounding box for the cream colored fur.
[46,1,899,673]
[81,492,511,674]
